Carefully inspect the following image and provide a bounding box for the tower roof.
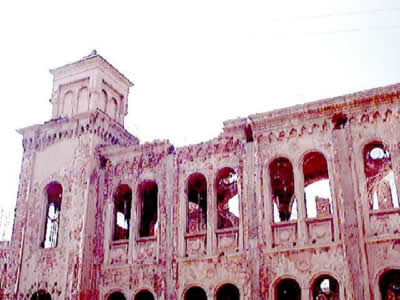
[49,50,134,87]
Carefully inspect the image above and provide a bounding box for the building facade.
[1,53,400,299]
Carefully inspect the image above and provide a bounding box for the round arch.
[272,277,301,300]
[183,285,208,300]
[310,274,340,300]
[215,282,240,300]
[134,289,155,300]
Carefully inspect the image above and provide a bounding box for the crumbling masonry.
[1,53,400,299]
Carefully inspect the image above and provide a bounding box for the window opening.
[379,270,400,300]
[113,185,132,241]
[135,290,155,300]
[108,292,126,300]
[313,275,339,300]
[364,142,399,210]
[184,286,207,300]
[276,279,301,300]
[187,173,207,233]
[216,168,239,229]
[43,182,63,248]
[216,283,240,300]
[31,290,51,300]
[138,181,158,237]
[303,152,332,218]
[269,158,297,222]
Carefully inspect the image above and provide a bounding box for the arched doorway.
[31,290,51,300]
[216,283,240,300]
[312,275,339,299]
[185,286,207,300]
[276,278,301,300]
[380,269,400,300]
[108,291,126,300]
[135,290,155,300]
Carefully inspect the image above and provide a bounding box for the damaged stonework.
[2,53,400,299]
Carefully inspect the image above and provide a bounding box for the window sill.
[137,236,157,243]
[369,207,400,216]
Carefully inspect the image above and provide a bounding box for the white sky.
[0,0,400,216]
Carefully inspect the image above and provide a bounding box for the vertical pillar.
[332,125,369,300]
[244,142,260,299]
[207,171,216,255]
[294,162,307,245]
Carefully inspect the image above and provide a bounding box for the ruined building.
[1,53,400,300]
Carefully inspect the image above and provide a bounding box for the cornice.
[18,110,139,152]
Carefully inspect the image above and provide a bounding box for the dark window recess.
[269,158,297,222]
[113,184,132,241]
[216,284,240,300]
[187,173,207,233]
[139,181,158,237]
[216,168,239,229]
[276,279,301,300]
[31,290,52,300]
[313,275,339,300]
[135,290,155,300]
[108,292,126,300]
[43,182,63,248]
[184,287,207,300]
[380,270,400,300]
[364,142,398,210]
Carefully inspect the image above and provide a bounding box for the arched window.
[216,168,239,229]
[269,158,297,222]
[77,87,89,114]
[43,182,63,248]
[276,278,301,300]
[216,283,240,300]
[312,275,339,300]
[138,181,158,237]
[187,173,207,233]
[107,97,118,119]
[113,184,132,241]
[364,142,399,210]
[303,152,333,218]
[184,286,207,300]
[379,269,400,300]
[63,91,74,117]
[31,290,51,300]
[108,291,126,300]
[134,290,155,300]
[100,89,108,112]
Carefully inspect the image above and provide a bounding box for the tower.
[8,52,138,299]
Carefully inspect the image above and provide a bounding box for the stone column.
[332,125,369,300]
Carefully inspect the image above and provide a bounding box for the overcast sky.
[0,0,399,216]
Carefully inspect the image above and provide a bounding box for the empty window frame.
[134,290,155,300]
[113,184,132,241]
[187,173,207,233]
[43,182,63,248]
[269,158,297,222]
[108,291,126,300]
[379,269,400,300]
[216,283,240,300]
[312,275,339,300]
[184,286,207,300]
[303,152,333,218]
[216,168,239,229]
[138,181,158,237]
[31,290,52,300]
[276,279,301,300]
[364,142,399,210]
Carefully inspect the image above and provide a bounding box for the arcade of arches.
[3,53,400,300]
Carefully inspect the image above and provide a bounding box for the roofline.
[49,52,134,87]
